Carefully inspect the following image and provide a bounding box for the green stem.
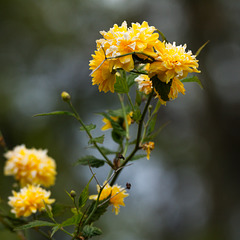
[67,101,113,168]
[110,91,154,185]
[107,51,155,61]
[126,93,134,110]
[118,94,129,157]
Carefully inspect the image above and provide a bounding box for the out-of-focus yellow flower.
[8,185,55,218]
[142,141,155,160]
[101,112,133,131]
[89,48,116,93]
[4,145,56,187]
[135,74,153,95]
[89,183,129,215]
[149,41,200,83]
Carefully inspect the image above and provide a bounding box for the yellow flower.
[89,48,116,93]
[134,74,153,94]
[89,183,129,215]
[4,145,57,187]
[142,141,155,160]
[149,41,200,83]
[101,112,133,131]
[95,21,158,73]
[8,185,55,218]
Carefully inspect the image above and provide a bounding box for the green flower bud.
[70,190,76,198]
[61,91,71,102]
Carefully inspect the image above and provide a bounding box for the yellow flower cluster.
[89,21,200,103]
[89,21,159,93]
[4,145,56,187]
[89,183,129,215]
[8,184,55,218]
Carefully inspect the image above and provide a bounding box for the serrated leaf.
[82,225,102,238]
[129,154,146,161]
[51,225,61,237]
[181,76,203,89]
[195,40,209,56]
[79,175,95,209]
[88,135,105,144]
[75,156,105,168]
[132,105,142,123]
[33,111,74,117]
[80,124,96,132]
[114,72,129,93]
[14,220,56,230]
[151,75,172,101]
[61,214,82,227]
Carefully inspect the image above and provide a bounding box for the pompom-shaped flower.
[8,185,55,218]
[135,74,153,95]
[89,48,116,93]
[149,41,200,82]
[89,183,129,215]
[4,145,56,187]
[98,21,158,72]
[142,141,155,160]
[149,41,200,103]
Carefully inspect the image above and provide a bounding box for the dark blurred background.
[0,0,240,239]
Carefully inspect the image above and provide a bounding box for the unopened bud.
[70,190,76,198]
[126,183,131,190]
[61,91,71,102]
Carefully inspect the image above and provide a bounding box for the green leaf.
[151,75,172,101]
[61,214,82,227]
[82,225,102,238]
[88,135,105,144]
[80,124,96,132]
[195,40,209,56]
[33,111,74,117]
[114,72,129,93]
[181,76,203,89]
[91,146,116,155]
[75,155,105,168]
[127,72,138,88]
[79,175,95,209]
[135,89,142,106]
[132,105,142,123]
[14,220,56,230]
[129,154,146,161]
[111,130,123,144]
[87,198,110,224]
[51,225,61,237]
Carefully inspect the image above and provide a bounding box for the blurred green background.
[0,0,240,239]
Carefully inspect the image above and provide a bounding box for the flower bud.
[61,91,71,102]
[70,190,76,198]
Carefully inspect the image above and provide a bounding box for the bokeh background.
[0,0,240,239]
